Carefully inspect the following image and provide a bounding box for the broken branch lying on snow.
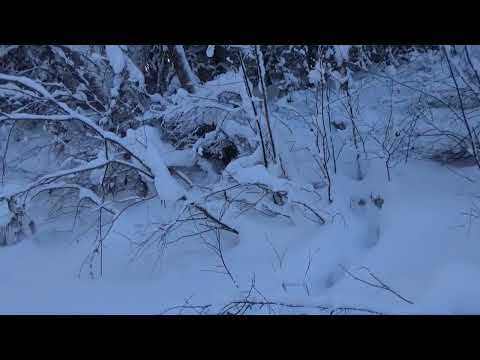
[340,265,414,305]
[160,274,385,315]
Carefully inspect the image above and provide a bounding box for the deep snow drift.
[2,57,480,315]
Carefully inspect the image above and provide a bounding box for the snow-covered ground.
[2,57,480,315]
[2,156,479,314]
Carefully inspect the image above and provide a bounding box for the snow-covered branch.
[0,73,155,178]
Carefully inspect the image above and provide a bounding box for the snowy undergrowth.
[2,61,480,314]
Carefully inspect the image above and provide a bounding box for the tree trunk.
[167,45,196,94]
[254,45,277,166]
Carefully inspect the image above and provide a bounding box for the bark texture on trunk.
[167,45,196,94]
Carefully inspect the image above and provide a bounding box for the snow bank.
[105,45,125,75]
